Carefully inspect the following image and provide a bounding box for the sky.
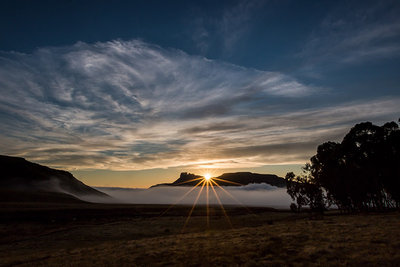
[0,0,399,188]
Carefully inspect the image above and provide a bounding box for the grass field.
[1,202,399,266]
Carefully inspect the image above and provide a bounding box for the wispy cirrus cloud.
[190,0,265,55]
[0,40,398,172]
[218,0,263,52]
[299,1,400,66]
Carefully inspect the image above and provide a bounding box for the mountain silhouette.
[0,155,108,201]
[151,172,286,188]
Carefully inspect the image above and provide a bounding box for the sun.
[160,169,243,232]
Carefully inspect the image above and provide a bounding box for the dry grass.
[0,204,399,266]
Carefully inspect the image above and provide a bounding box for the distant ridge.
[0,155,108,201]
[151,172,286,188]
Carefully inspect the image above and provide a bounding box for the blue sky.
[0,0,399,187]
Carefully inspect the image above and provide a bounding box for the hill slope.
[152,172,286,188]
[0,155,108,200]
[0,189,86,203]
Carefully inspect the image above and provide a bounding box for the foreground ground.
[0,202,399,266]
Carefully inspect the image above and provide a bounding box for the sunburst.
[159,172,248,232]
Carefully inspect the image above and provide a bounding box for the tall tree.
[286,120,400,212]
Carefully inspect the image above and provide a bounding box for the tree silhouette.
[286,166,326,212]
[286,120,400,212]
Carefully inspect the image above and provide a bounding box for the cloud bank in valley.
[0,40,399,172]
[93,183,292,208]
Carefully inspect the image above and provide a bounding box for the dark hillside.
[0,155,108,199]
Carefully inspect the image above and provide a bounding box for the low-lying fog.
[87,183,292,208]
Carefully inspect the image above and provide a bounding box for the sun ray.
[182,180,206,232]
[161,172,256,230]
[212,177,243,186]
[159,179,204,217]
[209,180,233,228]
[211,180,256,216]
[206,179,210,228]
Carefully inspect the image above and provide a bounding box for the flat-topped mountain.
[151,172,286,188]
[0,155,108,201]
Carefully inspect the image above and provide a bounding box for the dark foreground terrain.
[0,202,399,266]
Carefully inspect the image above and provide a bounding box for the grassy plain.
[1,202,399,266]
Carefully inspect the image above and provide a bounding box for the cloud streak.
[299,1,400,66]
[190,0,265,55]
[0,40,399,172]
